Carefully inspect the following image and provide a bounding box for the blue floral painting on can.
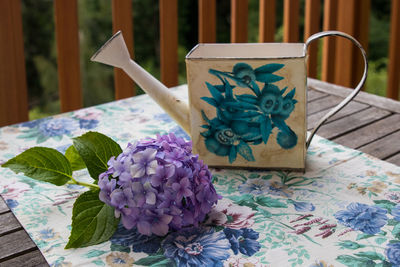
[200,62,298,163]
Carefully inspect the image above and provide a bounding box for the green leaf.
[72,131,122,180]
[84,249,108,258]
[354,251,385,261]
[110,243,131,253]
[374,237,387,245]
[65,145,86,171]
[256,206,272,218]
[2,147,72,186]
[65,190,120,249]
[373,200,396,212]
[336,255,375,267]
[135,255,172,266]
[255,196,288,208]
[356,233,374,241]
[228,194,258,210]
[337,240,365,250]
[392,223,400,238]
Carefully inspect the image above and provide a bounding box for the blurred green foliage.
[22,0,392,120]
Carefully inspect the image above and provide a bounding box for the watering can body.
[92,31,367,172]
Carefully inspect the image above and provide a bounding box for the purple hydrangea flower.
[98,133,220,236]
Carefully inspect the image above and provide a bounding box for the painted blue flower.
[292,201,315,212]
[170,125,190,140]
[385,242,400,266]
[162,227,231,267]
[334,202,388,234]
[154,113,173,123]
[79,119,98,129]
[20,118,45,128]
[223,228,261,256]
[201,113,255,163]
[391,204,400,221]
[5,199,18,209]
[110,224,162,254]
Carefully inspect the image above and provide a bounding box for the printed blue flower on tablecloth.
[238,179,269,195]
[292,201,316,212]
[17,117,80,143]
[385,242,400,266]
[392,204,400,221]
[5,198,18,209]
[161,227,231,267]
[223,228,261,256]
[334,202,388,234]
[78,119,98,129]
[110,224,162,254]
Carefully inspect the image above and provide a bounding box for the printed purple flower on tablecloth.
[206,198,255,229]
[161,227,231,267]
[385,192,400,203]
[334,202,388,234]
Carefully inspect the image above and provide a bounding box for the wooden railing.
[1,0,400,127]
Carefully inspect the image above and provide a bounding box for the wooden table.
[0,79,399,266]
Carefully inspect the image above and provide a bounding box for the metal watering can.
[91,31,367,171]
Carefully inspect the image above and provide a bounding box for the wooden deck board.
[333,114,400,149]
[0,230,37,261]
[0,196,9,214]
[0,250,48,267]
[0,212,22,236]
[311,107,391,140]
[386,153,400,166]
[307,100,369,130]
[307,95,344,115]
[358,130,400,160]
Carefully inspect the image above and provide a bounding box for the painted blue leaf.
[201,110,211,123]
[200,97,218,107]
[285,88,296,99]
[235,94,258,104]
[237,140,255,161]
[214,85,225,92]
[255,73,284,83]
[252,139,262,145]
[226,101,258,110]
[200,125,209,129]
[271,116,290,133]
[255,63,284,74]
[200,130,212,137]
[260,116,272,144]
[280,86,288,95]
[229,146,237,163]
[241,131,262,141]
[224,78,234,99]
[206,82,223,103]
[250,81,261,96]
[235,111,260,118]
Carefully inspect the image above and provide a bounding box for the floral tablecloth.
[0,85,400,267]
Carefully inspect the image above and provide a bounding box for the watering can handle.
[304,31,368,148]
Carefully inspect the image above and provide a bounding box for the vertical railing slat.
[387,0,400,99]
[231,0,248,43]
[334,0,370,88]
[258,0,276,42]
[321,0,337,83]
[54,0,82,112]
[283,0,299,42]
[304,0,320,78]
[159,0,178,87]
[0,0,28,126]
[112,0,135,99]
[198,0,216,43]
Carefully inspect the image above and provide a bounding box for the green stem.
[69,177,99,189]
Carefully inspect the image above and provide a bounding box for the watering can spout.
[91,31,191,134]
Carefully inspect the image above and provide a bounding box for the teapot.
[91,31,367,171]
